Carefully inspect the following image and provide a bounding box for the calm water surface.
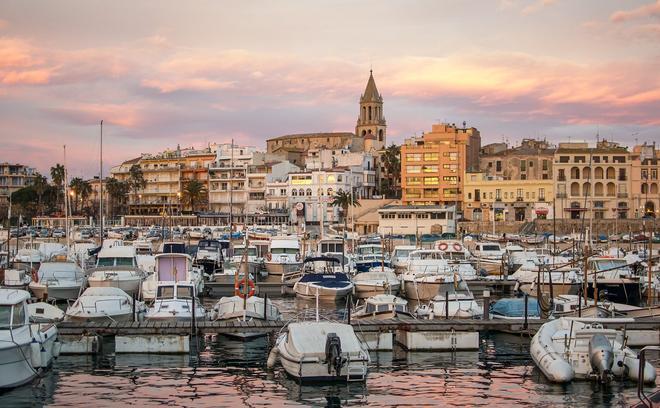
[1,297,658,407]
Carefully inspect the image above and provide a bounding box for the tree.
[50,163,65,212]
[106,178,130,217]
[380,144,401,198]
[181,179,207,213]
[331,190,361,235]
[30,173,49,216]
[69,178,92,215]
[128,164,146,203]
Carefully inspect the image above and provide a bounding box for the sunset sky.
[1,0,659,178]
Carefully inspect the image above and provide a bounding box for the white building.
[377,205,456,236]
[208,144,265,214]
[305,148,377,197]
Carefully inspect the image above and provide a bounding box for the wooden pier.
[56,317,660,338]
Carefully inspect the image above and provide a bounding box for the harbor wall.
[459,219,659,236]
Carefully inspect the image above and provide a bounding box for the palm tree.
[128,164,147,208]
[69,177,85,214]
[331,190,361,235]
[50,163,65,212]
[31,173,49,216]
[181,179,207,213]
[106,178,130,217]
[380,144,401,198]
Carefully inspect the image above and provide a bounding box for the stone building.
[0,162,36,206]
[631,142,659,218]
[480,139,555,180]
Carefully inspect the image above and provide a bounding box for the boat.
[268,321,369,381]
[194,239,224,276]
[434,240,478,280]
[142,252,204,302]
[2,268,32,289]
[293,257,354,300]
[0,289,60,388]
[132,239,153,255]
[530,317,656,383]
[145,281,206,322]
[210,295,281,339]
[489,297,541,320]
[12,241,66,265]
[391,245,416,274]
[352,268,400,298]
[415,279,483,319]
[510,264,582,297]
[351,294,411,320]
[230,244,261,276]
[28,261,84,301]
[471,242,505,265]
[354,244,390,273]
[265,236,302,276]
[400,249,455,301]
[86,245,146,297]
[586,256,643,305]
[65,287,146,322]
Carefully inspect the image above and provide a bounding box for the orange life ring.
[31,268,38,283]
[235,279,255,299]
[266,252,272,261]
[438,243,448,251]
[453,243,462,252]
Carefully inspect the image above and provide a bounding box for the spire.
[361,70,381,102]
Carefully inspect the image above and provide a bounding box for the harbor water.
[1,298,658,407]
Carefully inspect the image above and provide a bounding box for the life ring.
[295,253,301,262]
[438,243,448,251]
[31,268,38,283]
[266,252,272,261]
[453,243,462,252]
[235,279,255,298]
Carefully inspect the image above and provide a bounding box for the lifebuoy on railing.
[266,252,272,261]
[453,243,462,252]
[438,243,448,251]
[31,268,38,283]
[235,279,256,299]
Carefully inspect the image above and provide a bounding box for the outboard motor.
[589,334,614,381]
[325,333,345,376]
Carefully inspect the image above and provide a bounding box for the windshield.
[271,248,298,255]
[177,286,192,299]
[593,259,628,272]
[97,257,134,267]
[0,305,11,328]
[446,252,466,260]
[320,242,343,253]
[394,249,412,258]
[482,245,501,251]
[235,248,257,257]
[158,286,175,299]
[199,241,219,250]
[358,246,382,255]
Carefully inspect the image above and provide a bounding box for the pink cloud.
[521,0,557,16]
[1,69,50,84]
[141,78,235,93]
[46,103,146,128]
[610,0,660,22]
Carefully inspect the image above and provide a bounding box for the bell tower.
[356,70,386,152]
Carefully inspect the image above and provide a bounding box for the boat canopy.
[298,273,350,285]
[490,297,541,318]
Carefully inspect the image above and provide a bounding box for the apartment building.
[631,143,659,218]
[401,123,481,210]
[208,144,264,214]
[0,162,36,205]
[480,139,555,180]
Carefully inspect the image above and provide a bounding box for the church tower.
[356,70,386,152]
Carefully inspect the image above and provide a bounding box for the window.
[423,165,438,173]
[406,165,422,173]
[542,160,548,171]
[423,152,439,161]
[306,188,312,196]
[504,192,508,199]
[529,161,533,168]
[495,189,501,200]
[559,156,569,163]
[521,174,527,180]
[424,177,439,185]
[489,192,493,199]
[525,192,530,199]
[539,188,545,201]
[442,176,458,185]
[558,169,566,181]
[443,164,458,172]
[406,153,422,162]
[443,152,458,161]
[468,192,472,199]
[475,189,481,201]
[574,156,586,163]
[488,162,493,168]
[443,188,459,197]
[496,161,502,171]
[542,174,549,180]
[520,161,526,171]
[407,177,422,186]
[12,304,25,327]
[652,169,658,179]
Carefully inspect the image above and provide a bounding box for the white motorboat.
[400,250,455,301]
[587,257,642,305]
[86,246,146,297]
[28,261,84,300]
[2,268,32,289]
[434,240,478,280]
[145,282,206,322]
[194,239,224,276]
[268,321,370,381]
[0,289,60,388]
[141,253,204,301]
[391,245,416,274]
[531,317,656,383]
[510,263,582,297]
[415,280,483,319]
[265,236,302,276]
[132,239,153,255]
[13,241,67,265]
[353,268,400,298]
[351,294,411,320]
[231,244,262,276]
[65,287,146,323]
[293,257,354,300]
[210,295,281,339]
[354,244,390,273]
[471,242,504,265]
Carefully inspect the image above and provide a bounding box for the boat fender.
[52,338,61,358]
[266,347,279,370]
[30,339,42,368]
[40,345,49,368]
[588,334,614,380]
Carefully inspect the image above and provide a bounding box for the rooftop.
[268,132,355,142]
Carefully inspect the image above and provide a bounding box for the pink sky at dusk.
[0,0,659,178]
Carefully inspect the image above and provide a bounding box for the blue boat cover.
[490,297,541,317]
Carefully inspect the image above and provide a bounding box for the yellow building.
[401,123,481,208]
[463,172,554,221]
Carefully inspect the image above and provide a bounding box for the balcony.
[556,193,567,198]
[558,176,566,182]
[617,192,628,198]
[516,196,523,202]
[618,176,627,181]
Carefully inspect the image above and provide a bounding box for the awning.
[535,208,549,215]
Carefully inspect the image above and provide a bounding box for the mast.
[99,120,104,247]
[64,145,70,249]
[229,139,233,234]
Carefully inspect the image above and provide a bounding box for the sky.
[1,0,659,179]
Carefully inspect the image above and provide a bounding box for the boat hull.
[87,278,142,297]
[587,281,642,305]
[29,283,81,301]
[519,282,581,297]
[294,283,353,300]
[67,312,134,323]
[402,281,444,301]
[265,262,301,276]
[354,282,400,298]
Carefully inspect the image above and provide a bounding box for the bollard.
[445,291,449,319]
[483,290,491,320]
[523,293,528,330]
